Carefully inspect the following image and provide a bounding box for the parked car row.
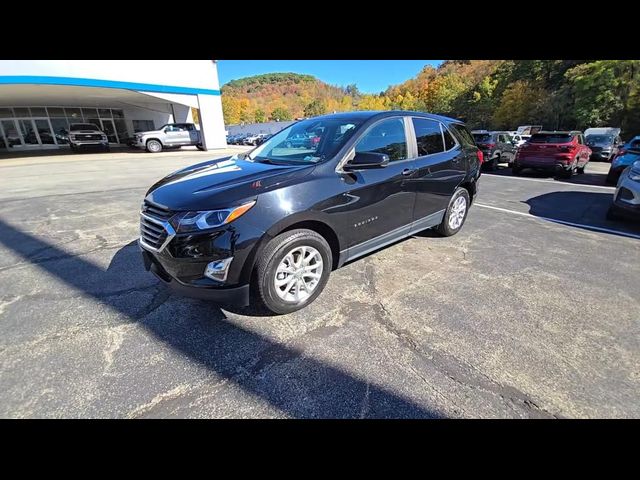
[227,133,272,145]
[606,136,640,185]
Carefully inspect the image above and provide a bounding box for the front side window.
[412,118,445,156]
[355,118,407,162]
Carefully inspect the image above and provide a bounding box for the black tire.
[512,164,522,175]
[146,139,162,153]
[436,188,470,237]
[560,161,577,179]
[254,229,332,315]
[196,143,206,151]
[577,164,585,174]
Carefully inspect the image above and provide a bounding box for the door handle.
[402,168,417,176]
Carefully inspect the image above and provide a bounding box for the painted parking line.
[475,203,640,240]
[482,173,615,190]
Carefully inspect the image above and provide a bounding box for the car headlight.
[629,165,640,182]
[68,134,76,140]
[170,200,256,233]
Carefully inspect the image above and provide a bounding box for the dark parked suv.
[471,130,516,171]
[139,111,482,314]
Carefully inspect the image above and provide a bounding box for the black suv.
[140,111,482,314]
[471,130,516,171]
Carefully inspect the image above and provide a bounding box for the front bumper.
[590,151,612,162]
[70,141,109,147]
[141,247,250,305]
[611,173,640,219]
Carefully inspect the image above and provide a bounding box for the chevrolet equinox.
[139,111,482,314]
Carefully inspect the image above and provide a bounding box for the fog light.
[204,257,233,282]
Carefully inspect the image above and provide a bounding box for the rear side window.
[530,133,573,144]
[443,127,457,150]
[412,118,444,156]
[355,118,407,162]
[451,123,476,147]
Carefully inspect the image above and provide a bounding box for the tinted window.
[412,118,444,156]
[473,133,492,143]
[530,133,573,144]
[450,123,476,147]
[355,118,407,162]
[443,127,457,150]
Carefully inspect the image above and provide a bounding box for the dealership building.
[0,60,226,152]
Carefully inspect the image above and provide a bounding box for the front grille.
[76,134,102,140]
[142,200,172,221]
[139,200,174,252]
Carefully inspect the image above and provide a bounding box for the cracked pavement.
[0,150,639,418]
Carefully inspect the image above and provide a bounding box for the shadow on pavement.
[0,219,441,418]
[523,191,640,237]
[486,165,611,187]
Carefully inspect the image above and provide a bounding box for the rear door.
[409,117,466,224]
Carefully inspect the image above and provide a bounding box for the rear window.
[473,133,492,143]
[530,133,573,144]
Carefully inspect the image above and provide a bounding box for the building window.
[133,120,155,132]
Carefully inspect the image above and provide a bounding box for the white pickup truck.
[132,123,206,153]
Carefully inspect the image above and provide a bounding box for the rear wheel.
[254,229,332,315]
[146,139,162,153]
[436,188,470,237]
[560,160,577,179]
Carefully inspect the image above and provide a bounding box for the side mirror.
[343,151,390,170]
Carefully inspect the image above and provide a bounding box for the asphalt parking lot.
[0,151,638,418]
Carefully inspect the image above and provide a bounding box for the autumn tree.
[304,99,327,117]
[270,106,292,121]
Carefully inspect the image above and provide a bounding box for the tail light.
[485,143,496,149]
[559,145,577,153]
[476,149,484,164]
[617,148,626,156]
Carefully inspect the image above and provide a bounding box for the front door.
[410,117,467,224]
[333,117,416,253]
[164,125,190,146]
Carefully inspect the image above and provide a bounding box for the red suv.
[512,131,591,178]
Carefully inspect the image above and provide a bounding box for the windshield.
[530,133,573,144]
[247,117,364,165]
[473,133,492,143]
[69,123,100,131]
[586,135,613,145]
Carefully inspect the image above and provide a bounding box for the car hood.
[145,156,316,211]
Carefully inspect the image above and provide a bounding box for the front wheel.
[436,188,470,237]
[254,229,332,315]
[146,139,162,153]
